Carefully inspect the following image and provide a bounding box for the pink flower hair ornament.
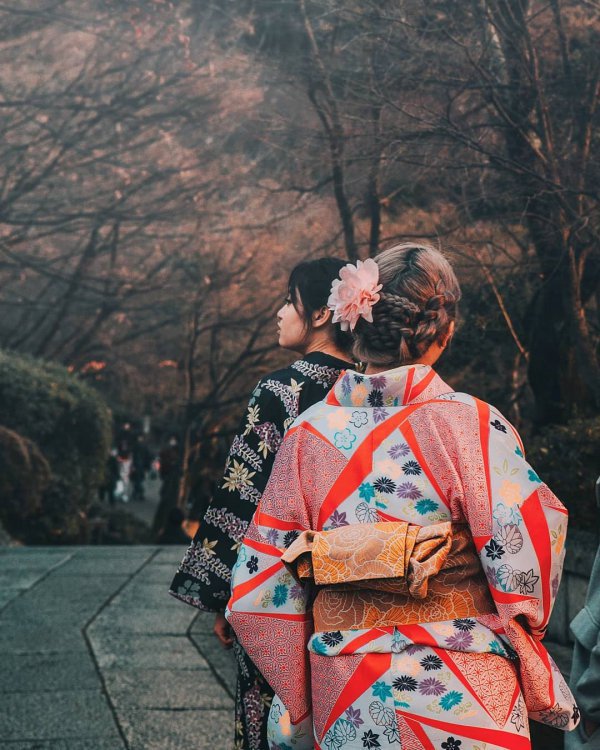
[327,258,383,331]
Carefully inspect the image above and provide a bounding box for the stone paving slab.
[103,668,233,710]
[0,652,99,693]
[0,740,126,749]
[92,634,210,671]
[0,691,120,742]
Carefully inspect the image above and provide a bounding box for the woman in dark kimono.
[169,257,354,749]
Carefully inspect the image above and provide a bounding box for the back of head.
[353,242,461,366]
[288,257,354,353]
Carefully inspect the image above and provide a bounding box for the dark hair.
[288,258,354,352]
[353,242,461,366]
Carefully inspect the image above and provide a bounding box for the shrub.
[0,349,112,543]
[0,426,51,524]
[527,416,600,532]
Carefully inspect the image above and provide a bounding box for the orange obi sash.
[281,521,495,631]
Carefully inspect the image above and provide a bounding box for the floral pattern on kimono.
[169,351,350,750]
[226,364,578,750]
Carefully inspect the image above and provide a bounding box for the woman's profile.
[227,243,578,749]
[169,257,353,749]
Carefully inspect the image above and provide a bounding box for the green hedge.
[0,349,112,543]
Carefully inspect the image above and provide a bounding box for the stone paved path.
[0,546,235,749]
[0,544,577,750]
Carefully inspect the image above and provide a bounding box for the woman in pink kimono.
[227,243,578,750]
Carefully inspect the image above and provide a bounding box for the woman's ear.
[312,306,332,329]
[441,320,456,348]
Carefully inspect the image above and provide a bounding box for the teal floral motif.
[372,681,393,700]
[272,584,288,607]
[359,482,376,501]
[415,499,438,515]
[489,639,507,656]
[440,691,463,710]
[515,446,524,457]
[528,469,541,483]
[311,637,328,655]
[334,428,357,450]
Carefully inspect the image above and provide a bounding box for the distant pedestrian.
[100,448,120,506]
[131,435,152,502]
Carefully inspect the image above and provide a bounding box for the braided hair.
[352,243,461,366]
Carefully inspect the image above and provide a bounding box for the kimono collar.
[330,364,452,407]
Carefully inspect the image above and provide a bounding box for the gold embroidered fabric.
[281,521,495,631]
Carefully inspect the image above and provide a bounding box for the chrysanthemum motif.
[392,675,418,692]
[388,443,410,460]
[368,390,384,407]
[373,477,396,494]
[440,691,463,710]
[402,460,422,476]
[272,584,288,607]
[445,631,474,651]
[415,499,437,514]
[370,375,387,389]
[322,631,343,647]
[396,482,421,500]
[419,677,446,696]
[283,530,300,548]
[452,618,476,631]
[420,654,443,671]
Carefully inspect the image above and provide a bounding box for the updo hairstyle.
[353,243,461,366]
[288,257,354,353]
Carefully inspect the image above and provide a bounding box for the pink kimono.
[227,365,578,750]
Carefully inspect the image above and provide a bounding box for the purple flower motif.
[372,407,389,424]
[265,529,279,546]
[404,644,425,655]
[341,374,352,396]
[253,421,283,452]
[370,375,388,389]
[344,706,364,728]
[485,564,498,587]
[419,677,446,696]
[446,631,474,651]
[289,583,305,601]
[388,443,410,460]
[396,482,421,500]
[329,509,350,529]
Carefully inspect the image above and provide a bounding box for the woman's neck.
[301,338,352,363]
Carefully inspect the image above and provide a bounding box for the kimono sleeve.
[226,425,314,728]
[460,401,577,726]
[169,380,287,612]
